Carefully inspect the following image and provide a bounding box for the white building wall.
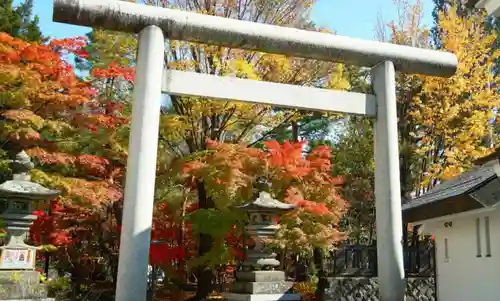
[423,208,500,301]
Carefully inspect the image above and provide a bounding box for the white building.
[402,148,500,301]
[467,0,500,16]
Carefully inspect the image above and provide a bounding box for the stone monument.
[0,150,59,300]
[223,178,300,301]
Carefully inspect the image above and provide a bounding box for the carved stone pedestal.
[224,271,299,301]
[0,270,53,300]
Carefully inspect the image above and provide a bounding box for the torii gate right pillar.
[372,61,405,300]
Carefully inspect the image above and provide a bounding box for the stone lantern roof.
[237,191,296,212]
[0,151,59,202]
[0,181,60,200]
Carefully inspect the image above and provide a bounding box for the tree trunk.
[291,121,299,142]
[314,248,328,301]
[290,120,327,297]
[368,207,375,245]
[177,190,188,283]
[290,120,326,286]
[403,223,408,248]
[411,225,420,247]
[189,181,216,301]
[313,247,325,276]
[43,254,50,276]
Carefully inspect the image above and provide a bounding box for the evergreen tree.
[0,0,43,42]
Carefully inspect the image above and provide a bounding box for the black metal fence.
[149,242,436,294]
[324,242,435,277]
[289,241,436,280]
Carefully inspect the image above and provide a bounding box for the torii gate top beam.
[53,0,457,78]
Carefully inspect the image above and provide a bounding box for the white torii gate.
[52,1,457,301]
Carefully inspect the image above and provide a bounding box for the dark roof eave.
[474,147,500,165]
[403,194,484,223]
[403,159,498,212]
[465,0,480,8]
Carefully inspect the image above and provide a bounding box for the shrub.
[293,281,317,301]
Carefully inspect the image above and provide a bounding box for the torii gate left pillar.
[115,26,165,301]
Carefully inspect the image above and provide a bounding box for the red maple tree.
[0,33,129,291]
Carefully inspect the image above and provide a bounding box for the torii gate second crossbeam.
[52,1,458,301]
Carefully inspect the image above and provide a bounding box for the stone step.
[236,271,285,282]
[230,281,295,294]
[223,292,300,301]
[3,299,54,301]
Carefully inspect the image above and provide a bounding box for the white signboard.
[0,248,36,270]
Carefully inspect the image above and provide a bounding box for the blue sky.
[23,0,436,40]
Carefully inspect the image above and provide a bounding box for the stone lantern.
[0,150,60,300]
[224,178,300,301]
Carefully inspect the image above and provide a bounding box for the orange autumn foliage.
[0,33,92,115]
[181,139,347,252]
[0,32,133,288]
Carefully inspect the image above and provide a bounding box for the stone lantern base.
[223,270,300,301]
[0,214,50,300]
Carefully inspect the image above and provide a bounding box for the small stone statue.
[11,151,34,181]
[254,176,272,195]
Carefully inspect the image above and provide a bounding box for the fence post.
[332,249,337,275]
[432,240,438,300]
[370,242,378,277]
